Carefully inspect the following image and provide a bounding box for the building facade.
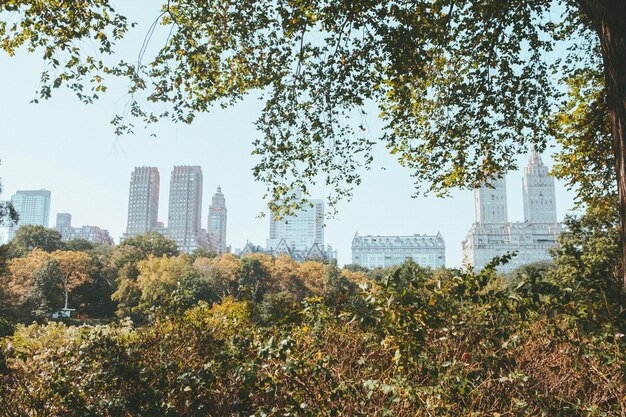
[351,233,446,270]
[125,167,160,239]
[8,189,51,240]
[208,186,228,253]
[56,212,72,229]
[240,239,337,263]
[267,191,325,252]
[167,165,206,253]
[55,213,114,245]
[462,148,563,272]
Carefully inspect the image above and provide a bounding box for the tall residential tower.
[462,149,563,272]
[125,167,160,239]
[208,186,228,253]
[8,189,51,240]
[474,177,508,224]
[522,147,557,224]
[167,165,206,252]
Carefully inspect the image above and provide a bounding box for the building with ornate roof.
[208,186,228,253]
[351,233,446,270]
[461,148,564,272]
[239,239,337,263]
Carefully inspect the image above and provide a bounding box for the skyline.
[1,152,575,267]
[0,2,578,267]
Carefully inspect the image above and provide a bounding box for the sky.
[0,3,578,267]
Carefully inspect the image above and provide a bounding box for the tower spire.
[529,143,541,166]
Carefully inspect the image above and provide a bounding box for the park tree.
[273,254,310,299]
[64,238,95,252]
[52,250,95,310]
[3,249,94,316]
[2,1,626,287]
[4,249,51,308]
[111,232,178,316]
[7,225,64,258]
[236,257,272,302]
[193,254,242,301]
[297,261,326,295]
[117,231,179,259]
[71,253,117,317]
[135,254,195,310]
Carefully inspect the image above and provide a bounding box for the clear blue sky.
[0,2,577,266]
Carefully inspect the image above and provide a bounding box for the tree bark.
[578,0,626,291]
[64,274,70,310]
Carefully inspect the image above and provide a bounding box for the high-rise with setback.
[167,166,205,253]
[8,189,51,240]
[208,186,228,253]
[462,148,562,272]
[125,167,160,239]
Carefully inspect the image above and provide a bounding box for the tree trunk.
[578,0,626,291]
[64,275,70,309]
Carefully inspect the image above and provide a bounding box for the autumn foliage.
[0,226,624,415]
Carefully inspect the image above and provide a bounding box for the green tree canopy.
[0,172,17,227]
[64,239,95,252]
[117,231,179,259]
[7,225,64,258]
[111,232,178,317]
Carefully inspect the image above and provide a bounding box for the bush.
[1,254,624,416]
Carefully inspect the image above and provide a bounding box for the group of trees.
[1,0,626,413]
[0,226,363,326]
[0,204,623,414]
[0,225,624,415]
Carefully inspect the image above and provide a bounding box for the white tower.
[474,177,508,224]
[208,186,228,253]
[522,146,557,224]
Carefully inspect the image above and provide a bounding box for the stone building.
[462,148,564,272]
[351,233,446,270]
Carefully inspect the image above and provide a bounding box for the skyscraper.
[462,149,563,272]
[167,165,205,252]
[208,186,228,253]
[474,177,508,224]
[56,213,72,230]
[125,167,160,238]
[267,190,324,252]
[8,189,51,240]
[522,146,557,224]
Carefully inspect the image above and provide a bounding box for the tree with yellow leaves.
[5,249,50,307]
[4,249,94,315]
[194,254,241,301]
[136,254,194,309]
[52,250,94,310]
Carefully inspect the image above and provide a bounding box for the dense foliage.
[0,225,624,415]
[1,1,623,219]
